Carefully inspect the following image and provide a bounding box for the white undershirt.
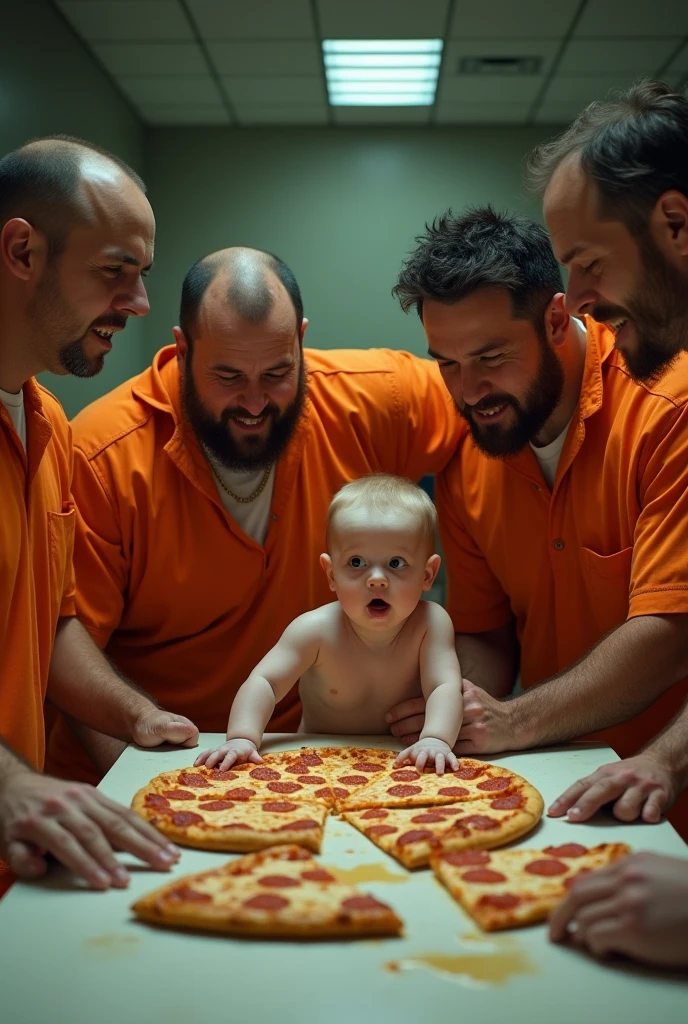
[208,459,276,545]
[0,386,26,450]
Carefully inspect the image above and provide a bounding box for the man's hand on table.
[548,753,680,824]
[386,680,517,755]
[549,852,688,968]
[0,769,181,890]
[130,708,199,750]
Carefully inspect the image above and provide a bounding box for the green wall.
[143,125,555,360]
[0,1,147,419]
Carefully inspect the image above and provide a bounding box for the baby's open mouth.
[367,598,390,618]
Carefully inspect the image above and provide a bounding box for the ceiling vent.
[458,56,542,75]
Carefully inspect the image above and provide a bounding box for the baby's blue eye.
[349,556,366,568]
[389,557,407,569]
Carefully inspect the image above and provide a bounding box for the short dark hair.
[527,80,688,233]
[179,249,304,347]
[0,134,146,259]
[393,206,563,324]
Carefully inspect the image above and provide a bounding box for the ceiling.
[54,0,688,127]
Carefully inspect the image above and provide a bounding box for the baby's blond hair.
[326,474,437,552]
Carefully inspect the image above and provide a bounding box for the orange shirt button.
[552,538,565,550]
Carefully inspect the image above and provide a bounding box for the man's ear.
[422,553,441,592]
[299,317,309,345]
[173,325,189,374]
[651,190,688,262]
[545,293,570,349]
[320,553,337,592]
[0,218,48,282]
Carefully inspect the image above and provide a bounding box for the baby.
[196,474,464,774]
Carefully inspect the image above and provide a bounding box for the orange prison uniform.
[47,346,463,785]
[0,382,76,896]
[437,319,688,838]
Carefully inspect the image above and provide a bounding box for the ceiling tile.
[187,0,315,40]
[449,0,578,39]
[435,102,531,123]
[116,75,222,104]
[441,38,560,80]
[208,40,321,75]
[558,38,679,77]
[574,0,688,37]
[235,104,329,124]
[544,74,639,105]
[437,74,542,103]
[56,1,193,41]
[92,42,207,76]
[138,104,231,125]
[223,76,325,104]
[332,105,432,124]
[318,0,449,39]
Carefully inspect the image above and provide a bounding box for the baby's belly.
[300,678,421,736]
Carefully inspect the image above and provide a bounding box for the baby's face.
[323,509,438,631]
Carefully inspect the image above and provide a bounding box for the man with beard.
[388,206,688,841]
[46,246,461,784]
[0,136,200,897]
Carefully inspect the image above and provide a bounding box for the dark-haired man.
[0,136,199,897]
[387,206,688,841]
[47,246,462,784]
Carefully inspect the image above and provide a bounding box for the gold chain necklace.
[210,461,272,504]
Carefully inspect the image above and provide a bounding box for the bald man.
[46,246,462,784]
[0,136,199,896]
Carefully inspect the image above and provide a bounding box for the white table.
[1,735,686,1024]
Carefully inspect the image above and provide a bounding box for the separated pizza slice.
[431,842,630,931]
[132,845,403,939]
[343,789,544,868]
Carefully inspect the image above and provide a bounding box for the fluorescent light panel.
[323,39,442,107]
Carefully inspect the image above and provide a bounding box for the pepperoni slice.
[258,874,301,888]
[360,808,388,820]
[390,770,420,782]
[437,786,469,798]
[351,762,385,773]
[525,859,568,877]
[454,765,485,780]
[337,775,369,787]
[365,824,399,838]
[314,787,335,800]
[267,781,302,794]
[543,844,588,859]
[461,868,507,884]
[441,850,490,867]
[285,763,311,774]
[461,814,499,831]
[169,886,212,903]
[340,896,387,912]
[301,869,335,883]
[243,894,289,911]
[161,789,196,801]
[297,775,326,785]
[200,800,235,812]
[249,767,281,781]
[171,811,204,827]
[478,893,521,909]
[397,829,434,846]
[297,753,323,766]
[491,794,524,810]
[331,788,349,800]
[262,801,298,813]
[411,812,446,824]
[276,819,319,831]
[225,787,255,801]
[208,769,238,781]
[144,794,170,809]
[387,784,422,797]
[177,772,210,788]
[477,777,511,792]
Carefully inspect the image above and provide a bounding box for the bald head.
[179,247,303,348]
[0,134,146,258]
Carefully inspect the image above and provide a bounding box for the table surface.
[1,735,686,1024]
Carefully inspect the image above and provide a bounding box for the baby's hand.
[394,738,459,775]
[194,738,262,771]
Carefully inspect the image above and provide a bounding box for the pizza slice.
[431,842,630,931]
[343,789,544,869]
[132,845,403,939]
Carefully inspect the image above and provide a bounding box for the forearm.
[456,623,518,698]
[509,614,688,749]
[61,716,127,776]
[420,682,464,747]
[47,618,158,740]
[226,676,277,747]
[0,738,33,786]
[643,696,688,791]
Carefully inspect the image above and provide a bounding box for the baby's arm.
[395,603,464,774]
[194,613,321,769]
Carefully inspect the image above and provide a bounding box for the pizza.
[343,788,544,868]
[132,844,403,939]
[431,841,631,931]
